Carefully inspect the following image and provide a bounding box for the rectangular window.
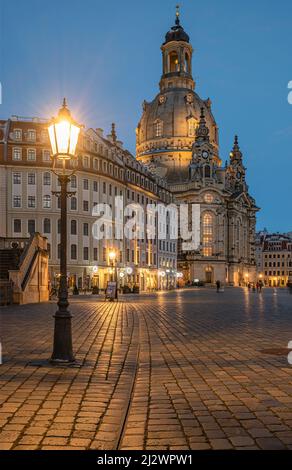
[83,179,89,190]
[43,195,51,208]
[83,247,89,260]
[83,201,89,212]
[43,173,51,185]
[93,181,98,192]
[13,196,21,208]
[43,150,51,162]
[13,148,22,161]
[83,156,89,168]
[71,175,77,189]
[71,197,77,210]
[83,223,89,236]
[28,196,36,208]
[28,219,36,234]
[71,244,77,260]
[27,149,36,161]
[28,173,36,185]
[13,172,21,184]
[27,130,36,141]
[13,219,21,233]
[93,247,98,261]
[14,129,22,141]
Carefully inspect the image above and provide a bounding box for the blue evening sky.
[0,0,291,232]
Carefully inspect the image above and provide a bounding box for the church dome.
[136,88,218,158]
[136,8,219,183]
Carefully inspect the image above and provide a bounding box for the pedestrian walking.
[216,280,221,293]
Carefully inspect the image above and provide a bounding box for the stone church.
[136,9,258,286]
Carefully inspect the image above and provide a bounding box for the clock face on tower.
[202,150,209,159]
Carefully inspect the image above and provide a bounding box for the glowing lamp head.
[109,250,116,261]
[48,98,81,161]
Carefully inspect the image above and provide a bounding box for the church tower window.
[154,120,163,138]
[204,165,211,178]
[169,51,180,72]
[202,212,214,257]
[184,52,190,73]
[188,118,198,137]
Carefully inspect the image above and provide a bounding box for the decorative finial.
[195,107,210,141]
[175,4,180,25]
[230,135,242,160]
[58,97,71,119]
[111,123,117,143]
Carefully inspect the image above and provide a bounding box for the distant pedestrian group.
[247,281,263,292]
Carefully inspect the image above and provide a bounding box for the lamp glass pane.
[48,125,57,156]
[69,124,80,156]
[55,120,71,155]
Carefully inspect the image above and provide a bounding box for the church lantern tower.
[136,7,219,182]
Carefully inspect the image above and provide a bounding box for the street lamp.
[48,99,81,364]
[109,249,118,298]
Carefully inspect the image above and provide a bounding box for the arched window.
[204,165,211,178]
[71,220,77,235]
[169,51,180,72]
[184,52,190,73]
[43,195,51,209]
[154,119,163,138]
[43,218,51,234]
[202,212,214,257]
[188,118,198,137]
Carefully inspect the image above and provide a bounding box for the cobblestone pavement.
[0,288,292,450]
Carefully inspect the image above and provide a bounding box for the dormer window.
[14,129,22,141]
[27,129,36,142]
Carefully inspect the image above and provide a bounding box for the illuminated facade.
[136,10,258,285]
[256,232,292,287]
[0,119,177,292]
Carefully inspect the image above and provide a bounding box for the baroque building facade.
[0,117,177,292]
[256,231,292,287]
[136,11,258,285]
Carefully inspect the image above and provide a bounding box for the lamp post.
[109,250,118,299]
[48,99,81,364]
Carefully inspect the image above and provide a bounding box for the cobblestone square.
[0,288,292,450]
